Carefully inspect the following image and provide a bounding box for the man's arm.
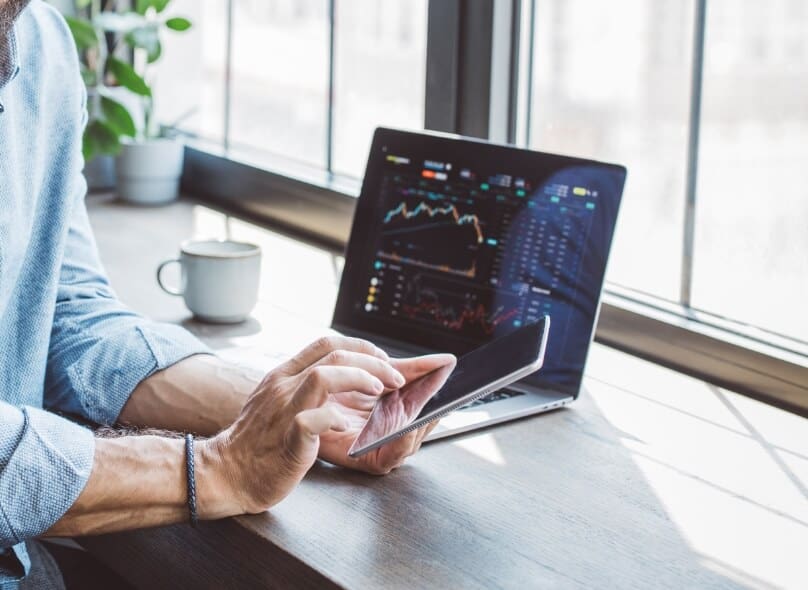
[45,337,443,537]
[118,354,258,436]
[44,192,211,430]
[44,434,198,537]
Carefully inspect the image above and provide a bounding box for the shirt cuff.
[0,407,94,545]
[68,323,211,426]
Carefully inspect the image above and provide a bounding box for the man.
[0,1,452,587]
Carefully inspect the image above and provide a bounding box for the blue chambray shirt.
[0,2,209,585]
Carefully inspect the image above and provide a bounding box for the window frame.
[178,0,808,415]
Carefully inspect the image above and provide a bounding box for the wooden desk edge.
[79,518,343,590]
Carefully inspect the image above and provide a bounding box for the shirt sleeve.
[0,402,94,549]
[43,178,211,426]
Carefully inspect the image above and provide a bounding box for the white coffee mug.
[157,240,261,323]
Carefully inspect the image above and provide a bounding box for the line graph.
[398,275,522,339]
[383,201,485,244]
[377,251,477,278]
[378,197,488,278]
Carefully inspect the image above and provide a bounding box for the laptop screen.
[333,128,626,396]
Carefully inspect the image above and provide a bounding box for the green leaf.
[76,0,93,8]
[108,57,152,97]
[64,16,98,50]
[83,120,121,161]
[100,96,136,138]
[134,0,171,16]
[147,39,163,63]
[165,17,191,32]
[126,26,162,63]
[152,0,171,14]
[79,63,97,87]
[135,0,152,15]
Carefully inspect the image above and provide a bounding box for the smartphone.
[347,317,550,457]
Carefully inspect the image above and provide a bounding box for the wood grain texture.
[79,196,808,590]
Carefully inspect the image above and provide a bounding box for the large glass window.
[528,0,695,302]
[156,0,427,177]
[332,1,427,177]
[152,0,227,144]
[524,0,806,350]
[692,0,808,342]
[229,0,329,167]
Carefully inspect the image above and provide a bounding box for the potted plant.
[63,0,192,204]
[61,0,127,190]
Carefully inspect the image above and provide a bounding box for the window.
[156,0,428,178]
[332,1,427,177]
[527,0,694,302]
[152,0,227,145]
[692,0,808,344]
[229,0,329,167]
[522,0,807,353]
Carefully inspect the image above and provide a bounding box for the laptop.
[330,127,627,441]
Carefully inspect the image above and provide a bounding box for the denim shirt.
[0,2,208,585]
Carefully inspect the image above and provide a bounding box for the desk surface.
[80,196,808,590]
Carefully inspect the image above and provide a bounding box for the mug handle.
[156,259,184,296]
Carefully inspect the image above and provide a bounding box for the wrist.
[195,435,243,520]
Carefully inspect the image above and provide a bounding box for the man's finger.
[278,335,389,375]
[390,354,456,382]
[293,406,349,438]
[330,390,377,412]
[288,406,349,458]
[402,420,437,457]
[314,350,405,390]
[414,420,440,447]
[293,366,384,411]
[376,420,439,471]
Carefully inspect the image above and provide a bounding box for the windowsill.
[182,145,357,251]
[603,285,808,362]
[598,290,808,415]
[183,138,362,201]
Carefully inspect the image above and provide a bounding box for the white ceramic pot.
[84,154,116,192]
[116,138,184,205]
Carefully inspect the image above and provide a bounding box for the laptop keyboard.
[465,389,525,408]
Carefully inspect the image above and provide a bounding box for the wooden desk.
[80,196,808,589]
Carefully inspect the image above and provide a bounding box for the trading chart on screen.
[358,156,600,348]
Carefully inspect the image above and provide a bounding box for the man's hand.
[197,337,448,517]
[316,354,456,474]
[48,336,456,537]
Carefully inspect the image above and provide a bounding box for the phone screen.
[349,318,548,456]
